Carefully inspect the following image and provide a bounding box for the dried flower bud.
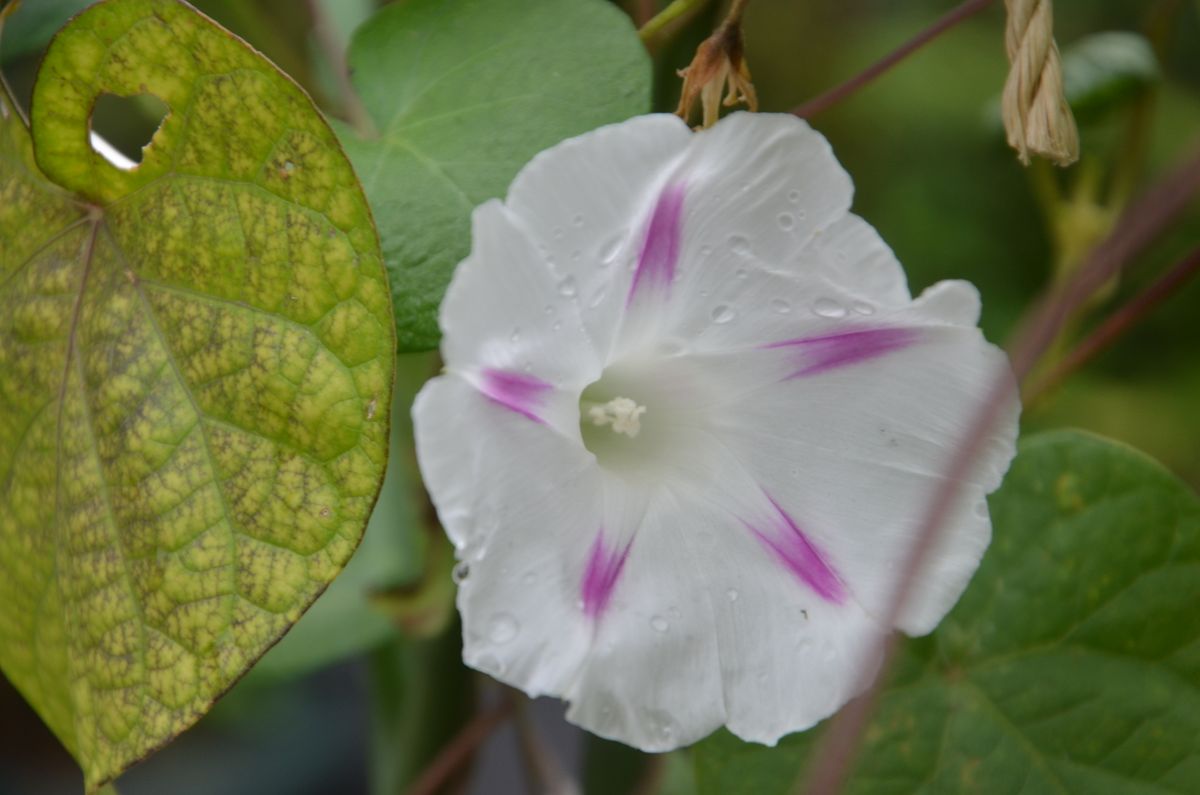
[1002,0,1079,167]
[675,20,758,129]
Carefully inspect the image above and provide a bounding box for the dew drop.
[787,189,801,203]
[572,213,584,227]
[557,276,577,297]
[570,249,582,263]
[852,301,875,316]
[452,562,470,584]
[487,613,519,644]
[726,588,740,602]
[777,212,795,230]
[668,606,681,619]
[658,338,687,356]
[699,244,713,257]
[650,616,670,633]
[510,327,522,343]
[522,571,537,586]
[588,286,608,309]
[770,298,792,314]
[552,320,562,331]
[728,234,752,256]
[812,297,847,318]
[544,305,555,316]
[522,360,533,373]
[283,160,295,173]
[475,653,505,675]
[599,234,623,263]
[711,304,736,324]
[735,268,748,280]
[552,226,564,240]
[796,209,807,220]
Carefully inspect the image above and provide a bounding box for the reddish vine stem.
[792,0,996,119]
[405,694,515,795]
[800,145,1200,795]
[1025,245,1200,402]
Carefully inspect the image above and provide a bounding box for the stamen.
[587,396,647,438]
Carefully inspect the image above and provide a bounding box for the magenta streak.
[479,368,553,424]
[581,530,632,620]
[627,182,686,305]
[746,496,846,603]
[766,327,919,378]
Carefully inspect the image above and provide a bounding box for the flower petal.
[440,200,604,388]
[413,374,600,695]
[712,281,1019,635]
[503,114,693,358]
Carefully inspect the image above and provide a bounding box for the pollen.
[587,396,647,438]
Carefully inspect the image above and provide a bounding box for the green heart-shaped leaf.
[339,0,652,351]
[0,0,394,789]
[694,430,1200,794]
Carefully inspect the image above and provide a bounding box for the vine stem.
[639,0,711,45]
[305,0,377,139]
[1024,245,1200,403]
[404,693,515,795]
[792,0,996,119]
[799,143,1200,795]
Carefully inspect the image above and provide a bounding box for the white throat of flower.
[587,396,647,438]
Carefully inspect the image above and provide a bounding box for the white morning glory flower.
[412,112,1020,750]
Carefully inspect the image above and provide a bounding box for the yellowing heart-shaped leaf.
[0,0,394,789]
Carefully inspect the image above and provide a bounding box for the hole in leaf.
[88,93,170,171]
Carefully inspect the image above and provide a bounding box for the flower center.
[578,353,714,479]
[586,396,647,438]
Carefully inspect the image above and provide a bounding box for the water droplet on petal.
[699,244,713,257]
[777,212,795,230]
[726,588,740,602]
[510,327,521,343]
[570,249,582,263]
[852,300,875,315]
[558,276,577,297]
[572,213,584,227]
[812,298,847,318]
[658,338,687,356]
[475,653,505,675]
[588,286,608,309]
[728,234,752,256]
[452,562,470,584]
[544,305,554,316]
[522,572,537,585]
[552,226,564,239]
[552,320,562,331]
[599,234,623,264]
[488,613,519,644]
[650,616,669,633]
[711,304,736,324]
[770,298,792,314]
[787,189,801,203]
[735,268,748,280]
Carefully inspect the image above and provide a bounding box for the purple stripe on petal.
[627,182,686,305]
[479,368,553,424]
[581,530,632,620]
[745,495,846,603]
[766,327,919,378]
